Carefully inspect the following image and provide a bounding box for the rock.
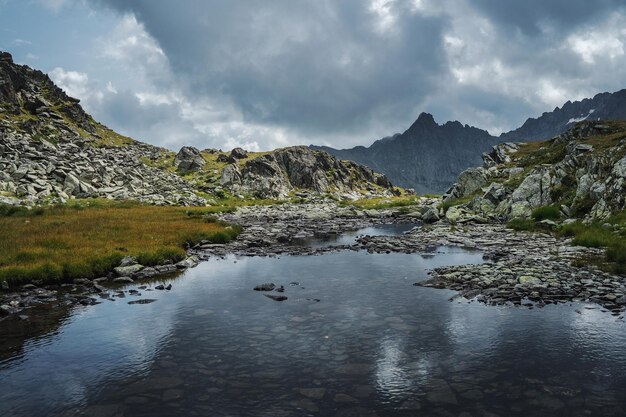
[518,276,542,286]
[333,394,358,404]
[230,146,393,199]
[264,294,288,301]
[422,207,440,223]
[297,388,326,400]
[118,256,137,268]
[1,281,8,290]
[230,147,248,159]
[444,167,487,200]
[128,298,156,305]
[155,285,165,290]
[176,256,199,269]
[174,146,206,171]
[482,182,507,204]
[133,267,159,279]
[220,164,242,186]
[510,166,552,208]
[113,276,134,284]
[113,264,143,276]
[254,283,275,291]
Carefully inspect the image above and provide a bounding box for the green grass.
[507,218,538,232]
[0,203,241,288]
[531,205,561,221]
[559,218,626,274]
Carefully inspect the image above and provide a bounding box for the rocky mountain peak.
[408,112,437,130]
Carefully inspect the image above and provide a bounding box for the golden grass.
[0,204,241,287]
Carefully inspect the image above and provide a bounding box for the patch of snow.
[568,108,596,124]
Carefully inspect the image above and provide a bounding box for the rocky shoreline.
[2,201,625,321]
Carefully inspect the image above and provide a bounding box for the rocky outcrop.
[443,121,626,221]
[222,146,395,199]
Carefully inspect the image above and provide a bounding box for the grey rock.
[230,147,248,159]
[174,146,205,171]
[113,264,143,276]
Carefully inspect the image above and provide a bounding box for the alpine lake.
[1,224,626,417]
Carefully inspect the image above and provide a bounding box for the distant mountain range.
[312,89,626,193]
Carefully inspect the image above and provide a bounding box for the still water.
[1,240,625,416]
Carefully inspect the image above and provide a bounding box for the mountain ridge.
[313,88,626,193]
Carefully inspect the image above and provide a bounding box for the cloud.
[39,0,626,148]
[90,0,450,145]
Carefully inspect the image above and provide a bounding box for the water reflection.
[0,249,625,416]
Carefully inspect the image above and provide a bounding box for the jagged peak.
[408,112,437,130]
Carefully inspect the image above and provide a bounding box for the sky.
[1,0,626,151]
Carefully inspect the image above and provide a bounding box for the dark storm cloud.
[469,0,626,36]
[92,0,449,136]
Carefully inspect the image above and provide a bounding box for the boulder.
[174,146,205,171]
[220,164,242,186]
[444,168,487,201]
[230,147,248,159]
[422,207,440,223]
[114,264,144,276]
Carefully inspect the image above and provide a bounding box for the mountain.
[501,89,626,142]
[0,51,394,206]
[314,89,626,194]
[312,112,500,194]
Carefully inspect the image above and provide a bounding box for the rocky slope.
[443,120,626,222]
[219,146,395,199]
[0,51,394,205]
[315,89,626,194]
[313,113,500,194]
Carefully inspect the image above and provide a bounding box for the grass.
[507,210,626,274]
[0,202,241,288]
[531,205,561,221]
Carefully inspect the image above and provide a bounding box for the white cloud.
[568,13,626,64]
[49,67,91,99]
[13,38,32,46]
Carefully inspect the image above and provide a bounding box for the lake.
[1,229,625,416]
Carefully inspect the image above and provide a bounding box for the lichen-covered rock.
[510,167,552,208]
